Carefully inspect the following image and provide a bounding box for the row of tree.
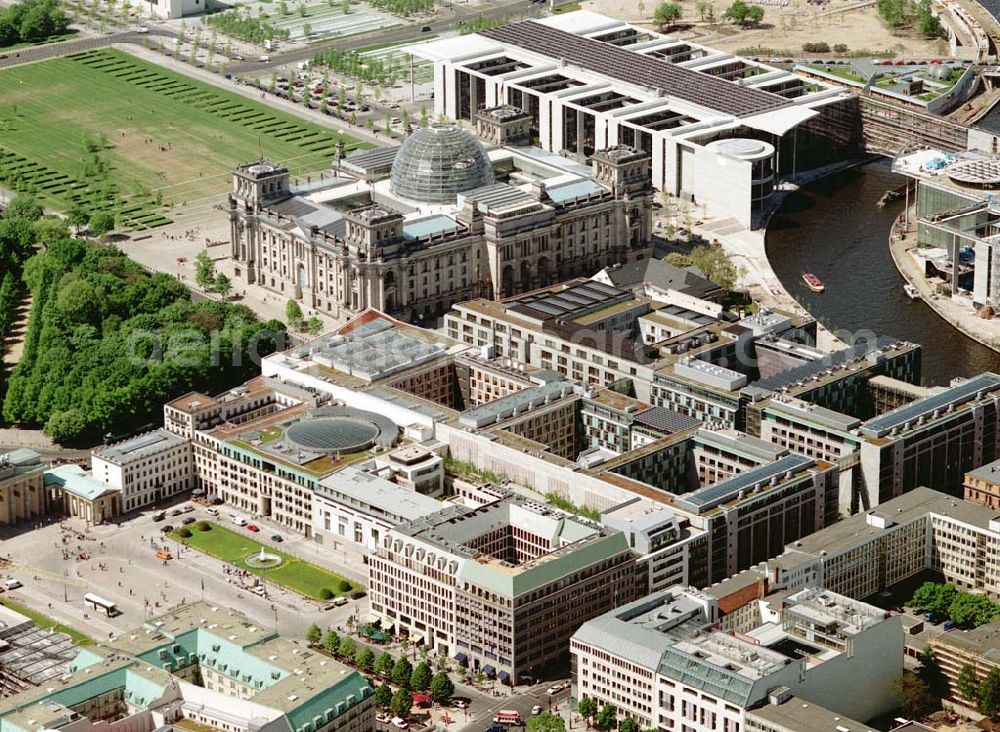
[204,9,289,44]
[365,0,432,15]
[0,0,68,48]
[311,47,401,85]
[663,243,742,293]
[911,581,1000,628]
[957,664,1000,717]
[1,236,286,444]
[876,0,945,37]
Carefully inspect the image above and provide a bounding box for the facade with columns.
[228,124,653,323]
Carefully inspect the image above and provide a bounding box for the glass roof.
[389,124,494,204]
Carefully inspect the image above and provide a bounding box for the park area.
[169,521,360,600]
[0,48,366,229]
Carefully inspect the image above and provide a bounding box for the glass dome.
[389,123,494,204]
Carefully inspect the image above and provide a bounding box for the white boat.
[903,283,919,300]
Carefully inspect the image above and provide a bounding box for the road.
[0,0,529,75]
[227,0,533,76]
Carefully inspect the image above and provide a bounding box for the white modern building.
[143,0,205,19]
[90,429,193,513]
[409,11,855,229]
[571,585,902,731]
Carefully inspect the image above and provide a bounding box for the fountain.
[245,546,283,569]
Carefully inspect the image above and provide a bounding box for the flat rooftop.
[675,453,814,513]
[748,697,878,732]
[92,429,187,465]
[480,21,789,117]
[763,396,861,433]
[861,372,1000,438]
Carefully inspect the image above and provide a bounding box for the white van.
[231,515,248,526]
[3,579,23,590]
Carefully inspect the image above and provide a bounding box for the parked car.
[207,507,219,516]
[391,717,409,729]
[271,534,284,542]
[181,517,196,526]
[153,511,166,521]
[258,55,270,63]
[350,590,366,600]
[376,713,391,723]
[136,25,148,32]
[246,523,260,532]
[452,700,468,709]
[3,579,22,590]
[333,596,349,606]
[531,706,543,716]
[420,25,431,32]
[161,525,174,533]
[170,508,183,516]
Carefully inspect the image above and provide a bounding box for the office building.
[0,603,373,732]
[571,585,902,730]
[90,429,193,513]
[411,11,856,228]
[368,494,636,682]
[759,486,1000,600]
[228,118,653,323]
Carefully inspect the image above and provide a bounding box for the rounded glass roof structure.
[389,124,494,204]
[286,418,379,454]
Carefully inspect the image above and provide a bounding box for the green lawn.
[0,596,93,645]
[0,48,367,229]
[170,522,360,600]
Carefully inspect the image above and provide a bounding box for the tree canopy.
[410,662,433,691]
[653,2,682,28]
[0,0,68,47]
[893,671,937,719]
[390,688,413,720]
[911,581,1000,628]
[527,713,566,732]
[429,672,454,703]
[392,657,413,689]
[723,0,764,25]
[2,239,285,444]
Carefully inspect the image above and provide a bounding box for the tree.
[917,0,944,37]
[341,0,349,12]
[595,704,616,731]
[33,216,69,244]
[214,272,232,298]
[689,244,742,292]
[663,252,693,268]
[375,651,395,678]
[653,1,681,29]
[302,21,311,35]
[390,688,413,720]
[44,408,88,443]
[306,316,323,336]
[892,671,937,719]
[323,629,340,653]
[948,592,1000,629]
[723,0,761,25]
[88,211,115,237]
[746,5,764,24]
[957,663,979,703]
[578,697,598,728]
[911,582,955,619]
[695,1,710,20]
[285,298,303,328]
[410,661,432,691]
[429,671,454,704]
[982,668,1000,718]
[355,646,375,671]
[528,713,566,732]
[7,193,42,221]
[305,623,322,645]
[619,718,639,732]
[195,250,216,289]
[67,204,90,233]
[337,636,356,658]
[392,657,413,688]
[374,684,393,709]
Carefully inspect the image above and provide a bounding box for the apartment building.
[0,603,374,732]
[90,430,192,513]
[0,449,48,526]
[368,494,636,682]
[571,586,902,730]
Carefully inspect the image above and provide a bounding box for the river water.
[764,160,1000,386]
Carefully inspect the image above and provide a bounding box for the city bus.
[84,593,119,617]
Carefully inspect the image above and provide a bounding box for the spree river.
[764,160,1000,386]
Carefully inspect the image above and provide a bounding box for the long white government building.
[410,11,855,228]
